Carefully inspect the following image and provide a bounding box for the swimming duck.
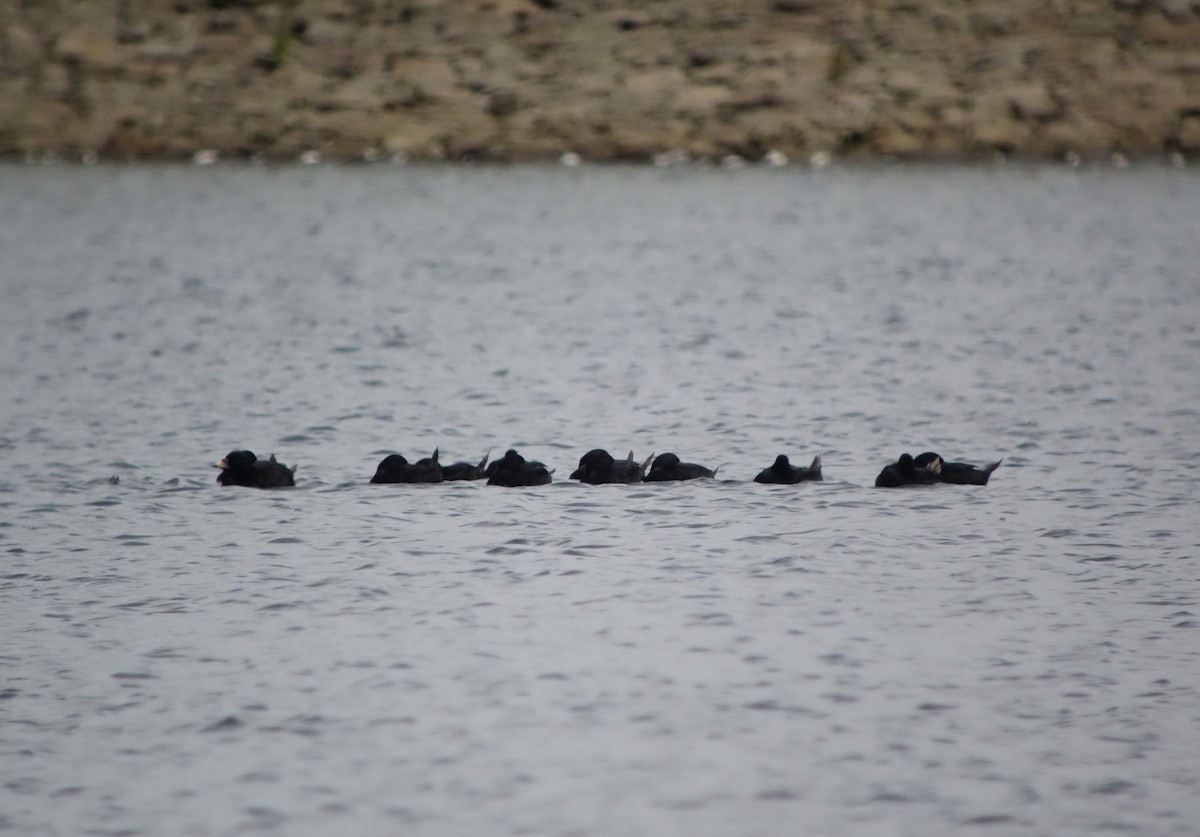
[215,450,296,488]
[753,454,823,484]
[875,453,942,488]
[441,450,491,481]
[913,451,1002,485]
[370,449,444,483]
[486,448,553,487]
[644,452,717,482]
[569,449,654,484]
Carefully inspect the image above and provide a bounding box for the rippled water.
[2,162,1198,836]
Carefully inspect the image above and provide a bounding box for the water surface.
[2,162,1198,836]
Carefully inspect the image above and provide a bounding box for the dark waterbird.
[486,448,553,487]
[440,450,492,481]
[370,449,444,483]
[753,454,823,484]
[214,450,296,488]
[913,451,1002,485]
[874,453,942,488]
[644,452,717,482]
[569,449,654,484]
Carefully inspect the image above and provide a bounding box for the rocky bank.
[2,0,1199,162]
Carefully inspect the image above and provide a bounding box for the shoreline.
[1,149,1190,169]
[3,2,1198,164]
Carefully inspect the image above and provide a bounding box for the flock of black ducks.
[214,448,1001,490]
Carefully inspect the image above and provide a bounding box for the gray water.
[2,162,1198,837]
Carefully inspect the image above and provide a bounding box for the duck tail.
[431,447,439,465]
[266,453,296,473]
[980,459,1002,484]
[477,448,492,470]
[641,452,655,472]
[809,454,822,478]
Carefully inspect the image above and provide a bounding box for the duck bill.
[214,460,228,469]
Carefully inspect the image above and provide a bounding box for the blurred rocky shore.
[2,0,1198,163]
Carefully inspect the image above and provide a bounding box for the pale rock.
[55,30,123,70]
[2,22,43,71]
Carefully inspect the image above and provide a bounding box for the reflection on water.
[1,162,1198,836]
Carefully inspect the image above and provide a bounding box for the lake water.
[2,161,1198,836]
